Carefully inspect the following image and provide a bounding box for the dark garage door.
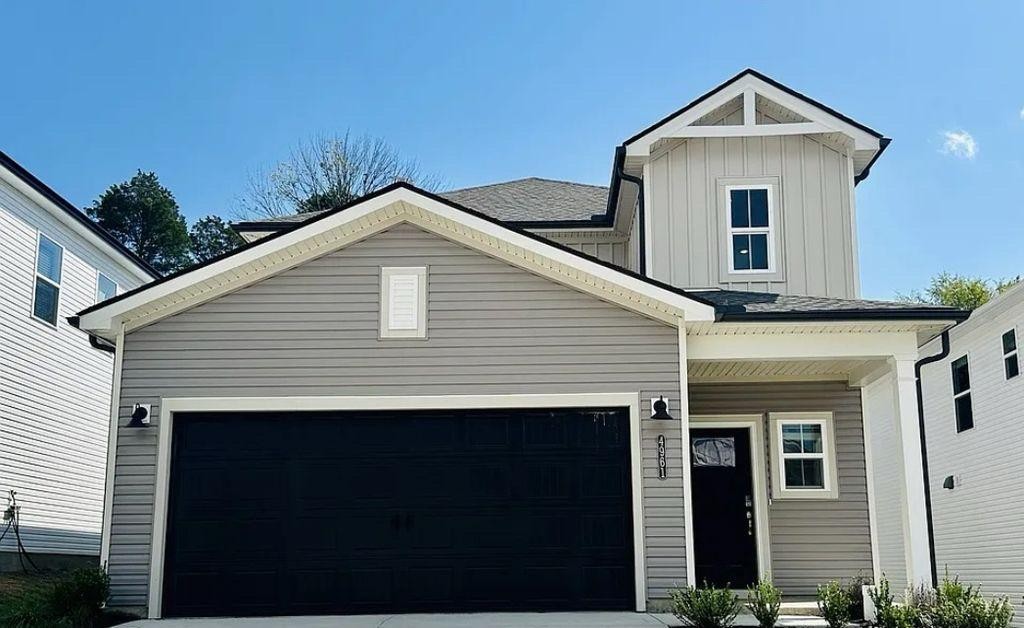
[162,407,634,617]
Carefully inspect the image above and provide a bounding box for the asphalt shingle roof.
[236,177,609,227]
[697,289,967,321]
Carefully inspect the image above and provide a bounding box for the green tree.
[189,215,244,263]
[897,272,1021,310]
[87,171,191,274]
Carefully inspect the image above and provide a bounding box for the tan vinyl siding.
[541,232,630,269]
[689,381,874,595]
[0,178,144,557]
[647,134,858,298]
[107,223,684,610]
[919,289,1024,625]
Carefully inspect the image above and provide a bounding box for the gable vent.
[380,267,427,339]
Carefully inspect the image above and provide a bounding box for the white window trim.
[1003,330,1019,380]
[725,183,777,275]
[379,266,427,339]
[951,354,973,431]
[96,271,119,304]
[769,412,839,499]
[31,231,63,327]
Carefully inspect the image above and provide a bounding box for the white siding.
[0,177,145,556]
[541,232,631,269]
[919,287,1024,625]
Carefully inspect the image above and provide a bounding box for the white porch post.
[677,321,696,587]
[891,356,933,587]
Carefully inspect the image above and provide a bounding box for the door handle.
[746,510,754,536]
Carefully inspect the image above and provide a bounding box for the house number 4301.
[657,434,667,480]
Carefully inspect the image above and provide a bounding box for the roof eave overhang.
[78,184,715,340]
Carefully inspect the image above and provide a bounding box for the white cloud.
[941,130,978,159]
[1019,105,1024,121]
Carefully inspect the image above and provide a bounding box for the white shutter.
[387,274,419,330]
[380,267,427,338]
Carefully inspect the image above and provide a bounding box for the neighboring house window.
[96,272,118,304]
[1003,330,1019,380]
[32,233,63,326]
[951,355,973,432]
[727,186,774,273]
[379,266,427,339]
[769,412,838,499]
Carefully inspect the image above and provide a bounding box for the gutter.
[914,329,951,588]
[610,145,647,276]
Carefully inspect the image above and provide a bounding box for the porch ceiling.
[689,358,882,384]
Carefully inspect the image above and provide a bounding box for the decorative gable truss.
[624,70,888,181]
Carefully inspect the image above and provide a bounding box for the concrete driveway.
[120,612,829,627]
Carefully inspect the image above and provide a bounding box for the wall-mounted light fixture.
[128,403,151,428]
[651,396,674,420]
[942,475,955,490]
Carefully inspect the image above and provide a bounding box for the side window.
[1003,330,1019,380]
[96,272,118,304]
[951,355,973,432]
[769,412,838,499]
[727,186,774,273]
[32,233,63,326]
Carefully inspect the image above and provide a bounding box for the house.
[0,152,158,570]
[912,282,1021,621]
[74,69,968,620]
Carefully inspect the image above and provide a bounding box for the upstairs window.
[951,355,973,432]
[1003,330,1019,380]
[379,266,427,339]
[96,272,118,304]
[32,233,63,326]
[727,186,774,273]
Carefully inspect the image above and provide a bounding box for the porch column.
[891,356,932,587]
[677,321,696,587]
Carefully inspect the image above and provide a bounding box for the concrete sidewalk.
[120,612,829,627]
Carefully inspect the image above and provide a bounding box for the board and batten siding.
[689,382,874,595]
[541,231,631,270]
[918,287,1024,626]
[107,223,684,610]
[0,177,144,557]
[646,133,858,298]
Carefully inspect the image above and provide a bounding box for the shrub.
[846,573,871,620]
[924,574,1014,628]
[746,579,782,628]
[817,580,853,628]
[870,576,921,628]
[670,583,741,628]
[0,568,110,627]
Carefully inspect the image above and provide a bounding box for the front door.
[690,427,758,588]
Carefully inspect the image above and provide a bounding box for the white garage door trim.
[148,393,645,619]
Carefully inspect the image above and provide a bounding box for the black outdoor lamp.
[127,403,150,428]
[651,396,674,420]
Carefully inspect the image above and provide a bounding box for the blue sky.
[2,1,1020,298]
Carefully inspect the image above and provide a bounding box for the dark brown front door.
[690,427,758,588]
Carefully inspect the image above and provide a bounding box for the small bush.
[870,576,920,628]
[846,573,870,620]
[670,583,741,628]
[817,580,853,628]
[925,575,1014,628]
[747,579,782,628]
[0,568,110,627]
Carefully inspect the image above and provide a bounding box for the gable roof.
[622,69,890,183]
[0,150,160,280]
[233,177,612,234]
[699,289,968,322]
[75,182,717,339]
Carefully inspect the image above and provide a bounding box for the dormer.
[618,69,889,299]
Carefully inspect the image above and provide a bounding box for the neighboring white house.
[917,282,1024,623]
[0,151,157,568]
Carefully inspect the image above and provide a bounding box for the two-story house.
[0,152,157,569]
[74,69,966,620]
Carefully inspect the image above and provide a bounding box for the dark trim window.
[1003,330,1019,380]
[32,233,63,326]
[727,186,774,273]
[951,355,973,432]
[96,272,118,304]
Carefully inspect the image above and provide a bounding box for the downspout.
[613,146,647,276]
[913,329,950,588]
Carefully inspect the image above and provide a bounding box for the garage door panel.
[162,407,633,617]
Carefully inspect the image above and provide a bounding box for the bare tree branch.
[234,132,443,219]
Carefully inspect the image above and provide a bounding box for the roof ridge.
[444,176,608,194]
